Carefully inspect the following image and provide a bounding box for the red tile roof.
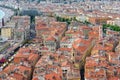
[58,48,72,52]
[45,72,62,80]
[28,53,39,61]
[46,36,56,41]
[10,73,25,80]
[108,77,119,80]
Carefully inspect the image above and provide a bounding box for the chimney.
[2,18,4,26]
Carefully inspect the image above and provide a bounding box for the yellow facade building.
[1,27,13,39]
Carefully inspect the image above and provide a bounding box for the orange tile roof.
[106,52,120,64]
[32,38,43,43]
[116,68,120,77]
[61,61,68,67]
[91,43,113,56]
[45,72,62,80]
[107,52,116,56]
[73,38,91,47]
[18,65,31,73]
[108,77,119,80]
[76,46,87,53]
[46,36,56,41]
[28,53,39,61]
[61,36,70,42]
[65,30,83,36]
[36,26,49,31]
[32,77,39,80]
[85,68,106,79]
[89,31,99,39]
[41,46,49,50]
[4,65,16,73]
[85,56,108,68]
[10,73,24,80]
[14,52,29,58]
[58,48,72,52]
[81,26,92,30]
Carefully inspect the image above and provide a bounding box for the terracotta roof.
[46,36,56,41]
[45,72,62,80]
[14,52,29,58]
[36,26,49,31]
[108,77,119,80]
[58,48,72,52]
[4,65,16,73]
[28,53,39,61]
[85,56,108,68]
[85,68,106,79]
[32,77,39,80]
[18,65,31,73]
[10,73,24,80]
[61,36,69,42]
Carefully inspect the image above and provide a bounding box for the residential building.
[89,17,111,25]
[1,27,13,39]
[107,18,120,26]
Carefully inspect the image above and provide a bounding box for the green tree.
[102,24,120,33]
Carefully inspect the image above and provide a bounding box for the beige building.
[107,18,120,26]
[1,27,13,39]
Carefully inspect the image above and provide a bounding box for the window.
[73,53,74,56]
[34,70,37,74]
[77,52,80,56]
[24,70,29,75]
[52,76,56,79]
[51,49,55,51]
